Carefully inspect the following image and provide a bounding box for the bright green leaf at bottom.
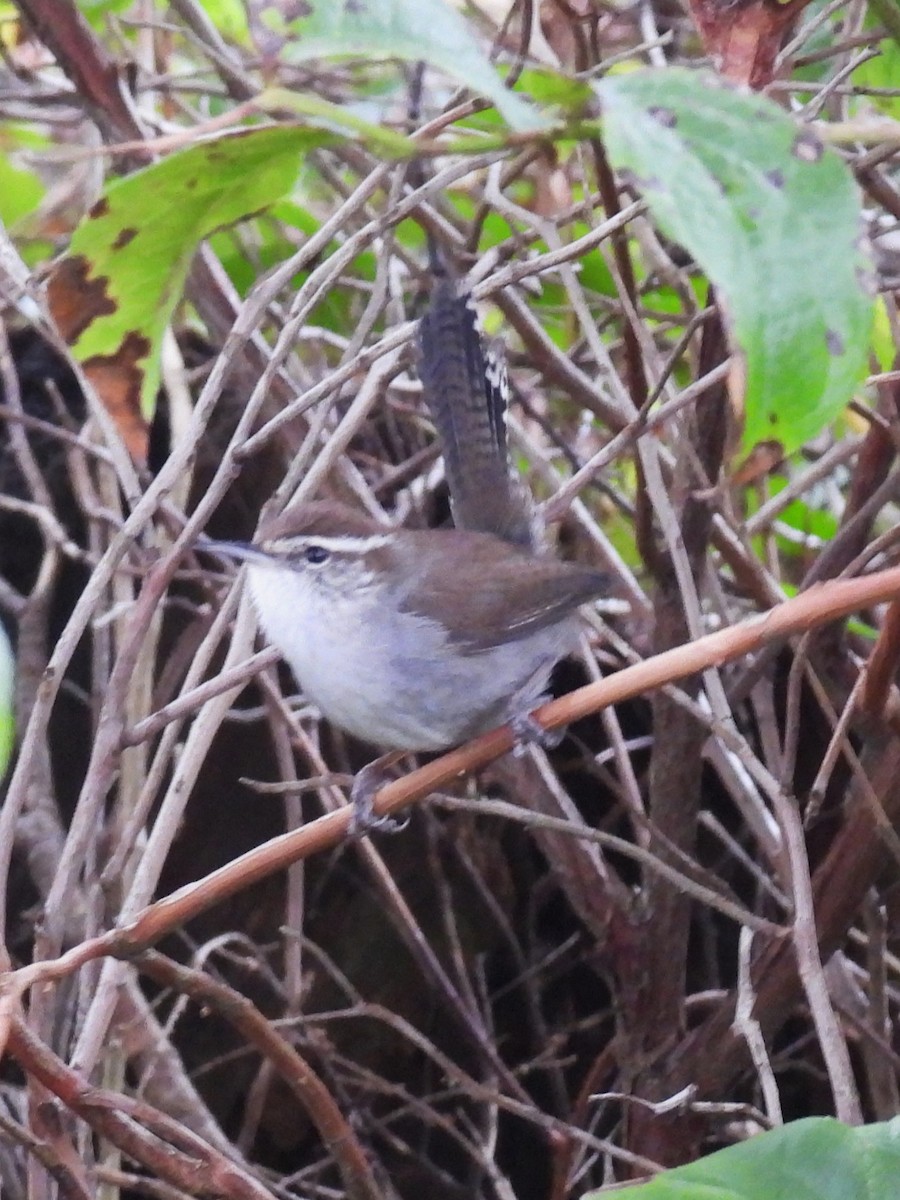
[583,1117,900,1200]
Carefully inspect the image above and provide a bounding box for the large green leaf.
[595,68,874,457]
[269,0,543,132]
[48,126,330,423]
[584,1118,900,1200]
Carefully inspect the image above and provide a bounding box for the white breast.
[245,562,577,752]
[245,563,451,749]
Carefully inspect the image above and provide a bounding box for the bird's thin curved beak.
[195,537,270,567]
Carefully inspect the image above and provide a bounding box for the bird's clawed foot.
[348,752,409,837]
[509,697,566,757]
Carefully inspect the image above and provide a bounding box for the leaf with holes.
[595,68,874,458]
[47,125,330,460]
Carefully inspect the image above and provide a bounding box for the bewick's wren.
[216,279,608,824]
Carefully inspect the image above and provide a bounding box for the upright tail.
[417,276,538,551]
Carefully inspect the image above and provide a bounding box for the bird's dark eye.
[304,544,330,565]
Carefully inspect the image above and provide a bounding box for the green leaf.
[258,87,416,156]
[0,123,48,230]
[79,0,133,27]
[0,153,44,227]
[48,126,330,421]
[594,68,874,457]
[270,0,543,133]
[851,34,900,120]
[868,0,900,47]
[0,622,13,781]
[583,1118,900,1200]
[507,66,593,114]
[196,0,250,43]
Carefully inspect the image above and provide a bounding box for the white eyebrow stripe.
[266,534,393,555]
